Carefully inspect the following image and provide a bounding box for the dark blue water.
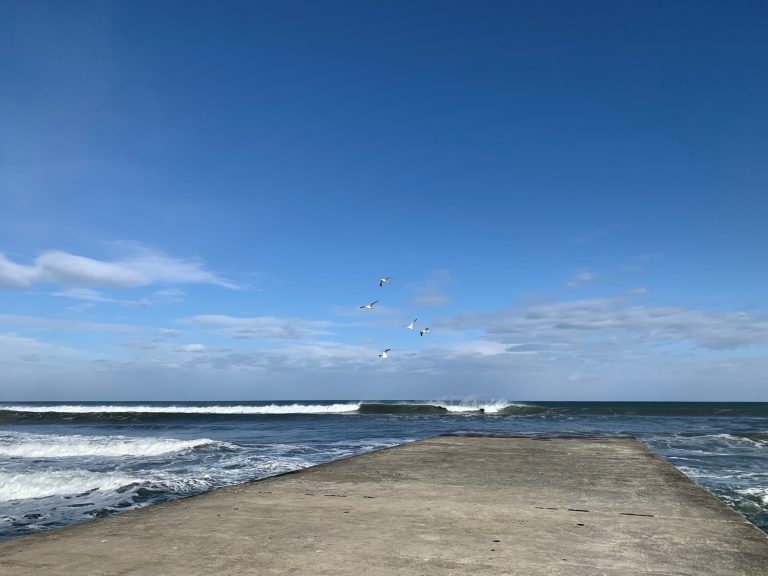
[1,400,767,541]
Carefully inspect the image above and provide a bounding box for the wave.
[1,401,766,421]
[0,470,142,501]
[698,432,768,447]
[647,432,768,449]
[0,401,507,419]
[358,403,448,414]
[357,401,525,414]
[739,432,768,445]
[0,432,235,458]
[0,403,362,423]
[495,403,768,417]
[0,403,360,415]
[737,487,768,506]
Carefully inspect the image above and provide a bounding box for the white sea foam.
[0,432,235,458]
[440,401,514,414]
[1,403,361,415]
[0,470,142,501]
[737,487,768,505]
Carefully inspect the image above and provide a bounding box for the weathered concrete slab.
[1,436,767,575]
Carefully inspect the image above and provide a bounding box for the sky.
[0,0,766,401]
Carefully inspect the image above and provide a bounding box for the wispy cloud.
[180,343,207,353]
[437,297,768,352]
[0,246,235,290]
[53,288,118,303]
[623,253,661,274]
[409,270,454,308]
[159,329,183,338]
[566,269,596,288]
[52,286,186,311]
[0,253,38,288]
[0,314,138,334]
[0,333,83,361]
[184,314,333,340]
[53,288,152,310]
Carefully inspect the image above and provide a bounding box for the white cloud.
[566,269,596,288]
[0,314,137,334]
[1,283,766,400]
[52,287,150,309]
[440,340,509,357]
[52,287,119,303]
[185,315,333,340]
[0,333,83,361]
[437,297,768,351]
[159,329,183,338]
[65,303,95,313]
[153,288,185,302]
[181,343,207,353]
[37,251,147,287]
[0,253,39,288]
[1,318,767,400]
[0,246,235,290]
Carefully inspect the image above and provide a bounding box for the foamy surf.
[441,401,518,414]
[0,432,235,458]
[0,403,362,415]
[0,470,142,501]
[738,487,768,506]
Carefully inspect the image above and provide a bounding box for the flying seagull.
[379,277,391,287]
[405,318,417,330]
[360,300,379,309]
[420,327,430,336]
[379,348,391,359]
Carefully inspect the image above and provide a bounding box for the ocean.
[1,400,767,542]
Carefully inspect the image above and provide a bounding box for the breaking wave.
[1,401,767,423]
[0,402,360,416]
[0,432,235,458]
[0,470,142,501]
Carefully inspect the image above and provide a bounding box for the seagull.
[420,327,430,336]
[379,277,391,287]
[405,318,417,330]
[379,348,391,359]
[360,300,379,309]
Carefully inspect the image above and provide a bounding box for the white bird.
[420,327,430,336]
[360,300,379,309]
[379,277,391,287]
[379,348,391,359]
[405,318,417,330]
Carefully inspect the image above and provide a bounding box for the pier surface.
[2,436,768,575]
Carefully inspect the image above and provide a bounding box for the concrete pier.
[2,436,768,575]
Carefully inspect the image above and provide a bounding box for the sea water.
[1,401,766,541]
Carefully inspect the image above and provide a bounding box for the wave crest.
[0,432,236,458]
[0,471,142,501]
[0,403,361,415]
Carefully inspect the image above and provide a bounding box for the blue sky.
[1,0,766,400]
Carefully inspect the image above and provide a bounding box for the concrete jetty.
[2,436,768,575]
